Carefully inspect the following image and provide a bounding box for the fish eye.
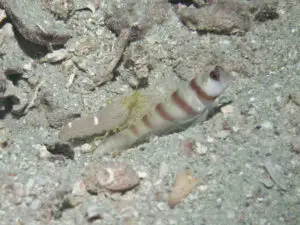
[210,70,220,81]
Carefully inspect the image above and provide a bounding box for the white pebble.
[261,121,273,130]
[25,178,35,195]
[80,143,92,153]
[195,142,208,155]
[141,181,153,194]
[23,61,33,71]
[33,144,51,160]
[137,171,148,179]
[159,162,169,179]
[221,105,234,115]
[72,180,86,196]
[157,202,167,211]
[207,136,214,143]
[198,185,208,192]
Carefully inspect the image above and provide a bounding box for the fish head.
[202,66,233,98]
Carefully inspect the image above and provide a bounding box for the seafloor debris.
[44,141,75,160]
[1,78,28,116]
[0,72,6,96]
[83,162,140,193]
[176,1,252,35]
[40,49,72,64]
[72,35,99,57]
[261,161,287,191]
[0,0,72,50]
[291,139,300,154]
[0,123,10,148]
[92,0,170,87]
[254,5,279,22]
[289,91,300,106]
[0,72,51,117]
[74,0,100,14]
[85,204,103,222]
[121,43,153,88]
[93,29,131,87]
[43,0,75,20]
[168,172,199,208]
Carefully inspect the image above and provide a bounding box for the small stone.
[159,162,169,179]
[291,139,300,154]
[259,175,274,189]
[141,181,153,194]
[0,9,6,22]
[257,197,264,203]
[221,105,234,115]
[137,171,148,179]
[157,202,167,211]
[40,49,71,63]
[195,142,208,155]
[215,130,231,139]
[85,205,102,222]
[27,76,39,86]
[216,198,222,208]
[30,199,42,210]
[207,136,214,143]
[261,121,273,130]
[63,195,83,208]
[168,172,199,208]
[34,144,52,160]
[198,185,208,192]
[180,139,196,156]
[25,178,35,195]
[72,180,87,196]
[80,143,92,153]
[0,126,9,148]
[45,141,74,159]
[120,206,139,219]
[290,92,300,106]
[23,61,33,71]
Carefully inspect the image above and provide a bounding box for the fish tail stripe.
[142,114,152,129]
[155,103,174,121]
[190,78,217,101]
[171,91,198,116]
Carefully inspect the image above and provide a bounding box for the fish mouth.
[215,66,233,88]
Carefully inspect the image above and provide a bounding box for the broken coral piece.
[168,172,199,208]
[40,49,71,64]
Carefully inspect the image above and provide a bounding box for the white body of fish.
[95,65,232,154]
